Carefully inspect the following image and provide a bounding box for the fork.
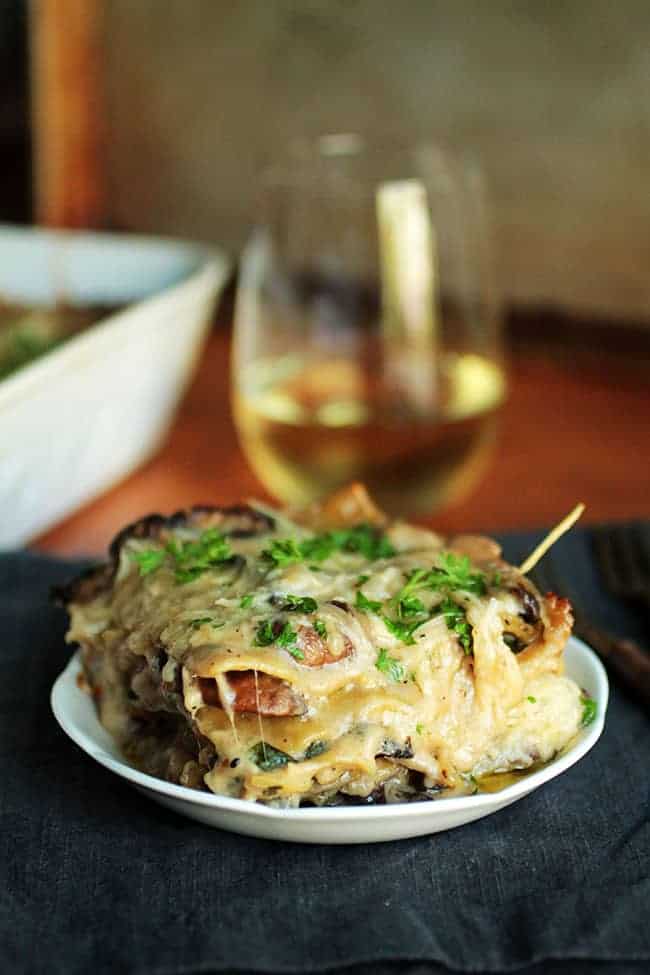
[530,557,650,709]
[592,522,650,613]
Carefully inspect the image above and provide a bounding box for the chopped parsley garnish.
[375,647,406,682]
[275,621,303,659]
[131,549,166,575]
[261,538,303,568]
[262,523,395,568]
[438,597,474,654]
[395,594,426,618]
[431,553,487,595]
[415,722,424,735]
[169,529,232,583]
[253,620,276,646]
[132,528,232,584]
[492,572,502,587]
[304,740,328,760]
[382,586,429,644]
[391,567,430,606]
[313,618,328,639]
[298,534,340,562]
[280,594,318,613]
[189,616,223,630]
[355,590,383,613]
[527,695,537,703]
[254,619,304,660]
[390,553,486,611]
[249,742,293,771]
[240,594,254,608]
[356,574,370,586]
[381,615,424,646]
[462,772,479,794]
[580,695,597,727]
[330,524,396,560]
[285,645,305,661]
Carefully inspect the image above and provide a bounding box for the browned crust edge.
[51,503,275,607]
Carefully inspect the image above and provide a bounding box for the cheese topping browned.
[58,488,585,807]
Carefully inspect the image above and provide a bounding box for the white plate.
[51,638,608,844]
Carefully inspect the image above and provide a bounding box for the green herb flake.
[416,722,424,735]
[329,524,396,561]
[275,621,298,648]
[240,594,254,608]
[392,554,486,609]
[396,594,426,618]
[285,645,305,661]
[262,524,395,568]
[261,538,304,568]
[491,572,502,587]
[254,620,276,647]
[298,534,338,562]
[274,621,305,659]
[304,740,328,760]
[313,618,328,639]
[162,528,232,584]
[355,590,383,614]
[356,574,370,586]
[381,615,423,645]
[438,597,474,654]
[581,695,597,727]
[131,549,165,576]
[375,647,406,683]
[432,552,487,595]
[249,742,294,771]
[527,695,537,703]
[189,616,220,630]
[281,594,318,613]
[253,619,304,659]
[462,772,479,794]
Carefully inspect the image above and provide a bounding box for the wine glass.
[232,135,504,517]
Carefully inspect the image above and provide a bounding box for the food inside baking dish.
[0,301,123,382]
[56,484,595,807]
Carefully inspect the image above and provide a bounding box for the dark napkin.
[2,528,649,975]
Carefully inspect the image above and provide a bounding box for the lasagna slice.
[56,485,587,806]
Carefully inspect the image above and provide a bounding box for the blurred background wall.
[103,0,650,324]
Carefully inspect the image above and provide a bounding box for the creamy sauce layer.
[65,511,584,806]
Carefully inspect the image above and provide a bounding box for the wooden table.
[34,325,650,557]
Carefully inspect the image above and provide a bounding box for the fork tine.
[593,523,650,607]
[631,522,650,582]
[636,522,650,563]
[617,524,648,596]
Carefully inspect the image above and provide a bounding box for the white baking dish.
[0,225,229,549]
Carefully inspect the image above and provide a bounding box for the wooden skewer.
[519,503,586,575]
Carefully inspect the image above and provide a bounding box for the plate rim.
[51,636,608,822]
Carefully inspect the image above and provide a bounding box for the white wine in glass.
[233,137,504,517]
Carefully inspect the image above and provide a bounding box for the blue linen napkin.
[1,527,649,975]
